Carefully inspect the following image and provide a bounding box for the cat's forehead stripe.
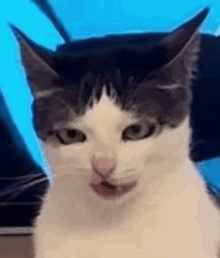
[81,83,116,111]
[72,88,158,128]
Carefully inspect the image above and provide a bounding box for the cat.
[10,1,220,257]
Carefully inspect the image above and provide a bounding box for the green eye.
[122,123,155,141]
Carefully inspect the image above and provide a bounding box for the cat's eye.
[55,129,86,145]
[122,123,155,141]
[51,123,154,145]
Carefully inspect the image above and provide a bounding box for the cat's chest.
[35,224,216,258]
[34,162,220,258]
[35,207,219,258]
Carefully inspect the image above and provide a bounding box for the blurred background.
[0,0,219,185]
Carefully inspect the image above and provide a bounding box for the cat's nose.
[92,158,116,177]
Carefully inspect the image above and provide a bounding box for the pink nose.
[92,158,116,177]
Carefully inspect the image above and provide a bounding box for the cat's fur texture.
[10,4,220,257]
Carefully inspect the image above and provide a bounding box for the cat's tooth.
[117,186,123,192]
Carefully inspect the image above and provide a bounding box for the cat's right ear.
[9,24,59,97]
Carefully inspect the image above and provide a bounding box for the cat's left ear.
[155,7,209,87]
[9,24,59,96]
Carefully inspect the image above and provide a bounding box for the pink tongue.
[91,181,133,198]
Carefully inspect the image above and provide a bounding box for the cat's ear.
[9,24,59,96]
[154,7,209,88]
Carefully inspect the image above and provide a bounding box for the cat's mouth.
[90,180,137,200]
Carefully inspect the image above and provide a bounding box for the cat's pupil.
[67,130,77,138]
[131,125,141,134]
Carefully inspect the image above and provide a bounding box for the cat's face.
[42,84,191,207]
[10,8,208,208]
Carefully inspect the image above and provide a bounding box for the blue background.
[0,0,219,187]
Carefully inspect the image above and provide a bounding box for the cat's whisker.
[0,177,48,207]
[0,176,46,197]
[0,178,36,197]
[35,89,63,99]
[190,139,207,146]
[49,170,89,181]
[156,83,181,90]
[0,173,42,180]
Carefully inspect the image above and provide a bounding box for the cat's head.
[10,8,209,207]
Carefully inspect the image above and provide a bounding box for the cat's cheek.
[42,144,59,167]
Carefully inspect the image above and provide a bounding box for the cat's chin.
[89,180,137,201]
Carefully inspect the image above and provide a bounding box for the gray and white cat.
[10,4,220,258]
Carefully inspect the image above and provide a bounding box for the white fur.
[34,87,220,257]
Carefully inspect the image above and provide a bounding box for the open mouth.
[90,180,137,200]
